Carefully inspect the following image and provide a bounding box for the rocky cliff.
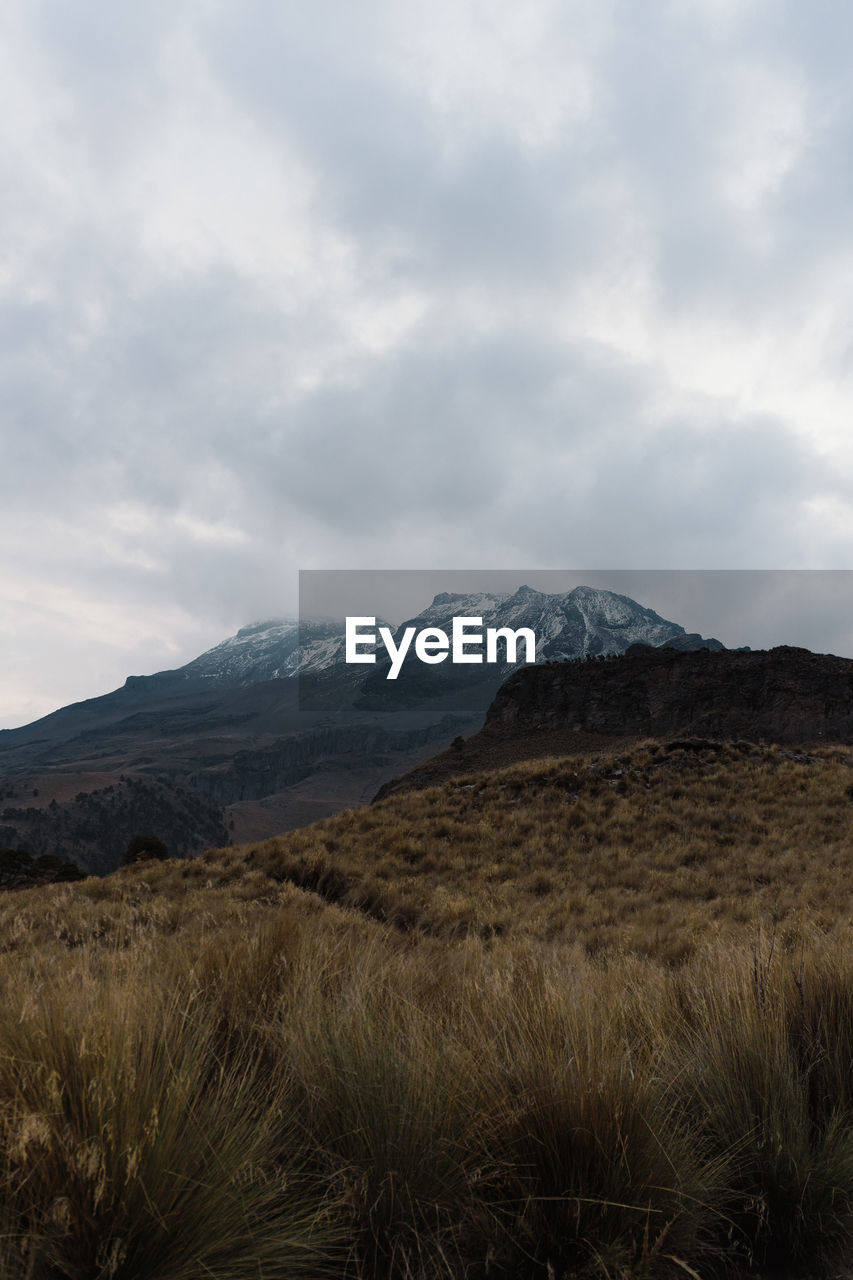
[485,644,853,743]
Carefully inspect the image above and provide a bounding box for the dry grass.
[0,738,851,1276]
[244,740,853,960]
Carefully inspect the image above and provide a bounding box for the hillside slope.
[5,735,852,960]
[168,738,853,961]
[2,740,852,1278]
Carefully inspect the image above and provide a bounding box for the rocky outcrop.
[485,645,853,744]
[653,632,726,652]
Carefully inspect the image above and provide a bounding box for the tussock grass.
[0,740,851,1275]
[0,959,339,1279]
[663,936,853,1273]
[283,967,486,1275]
[246,741,853,957]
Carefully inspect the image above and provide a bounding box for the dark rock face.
[656,632,726,652]
[485,645,853,744]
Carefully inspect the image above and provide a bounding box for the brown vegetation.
[251,739,853,961]
[0,738,851,1277]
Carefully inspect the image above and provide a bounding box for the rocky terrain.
[486,643,853,741]
[375,643,853,799]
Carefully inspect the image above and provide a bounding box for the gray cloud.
[3,0,853,724]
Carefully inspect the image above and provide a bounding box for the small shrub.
[123,835,169,865]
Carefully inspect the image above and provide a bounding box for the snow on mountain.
[393,585,700,664]
[170,616,389,687]
[176,617,360,686]
[177,620,299,684]
[412,592,509,626]
[170,587,720,690]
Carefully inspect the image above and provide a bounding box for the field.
[0,739,851,1278]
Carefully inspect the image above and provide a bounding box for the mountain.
[404,583,707,657]
[368,583,723,662]
[0,586,726,873]
[355,585,723,709]
[85,585,721,706]
[119,618,364,696]
[123,585,722,699]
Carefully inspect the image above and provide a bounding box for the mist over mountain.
[120,618,353,696]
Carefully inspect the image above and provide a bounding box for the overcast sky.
[4,1,853,727]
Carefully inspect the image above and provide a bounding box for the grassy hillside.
[248,738,853,961]
[0,738,851,1278]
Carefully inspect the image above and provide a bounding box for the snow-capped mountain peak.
[156,587,721,692]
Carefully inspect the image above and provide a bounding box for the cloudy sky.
[3,0,853,727]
